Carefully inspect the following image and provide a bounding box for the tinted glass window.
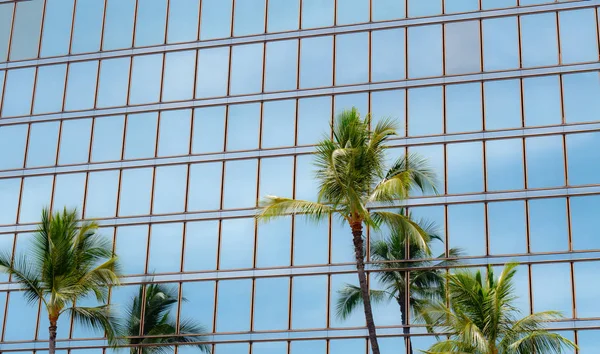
[196,47,230,98]
[33,64,67,114]
[267,0,299,32]
[445,82,482,133]
[335,32,369,85]
[230,43,264,95]
[71,0,104,54]
[559,9,598,64]
[97,57,131,108]
[2,68,35,117]
[40,0,74,57]
[520,13,559,68]
[302,0,334,29]
[0,124,27,170]
[10,0,44,61]
[134,0,167,47]
[300,36,333,89]
[265,39,298,92]
[167,0,199,43]
[103,0,135,50]
[162,50,196,102]
[65,61,99,111]
[233,0,266,36]
[371,28,406,82]
[200,0,232,40]
[445,21,481,75]
[408,25,442,78]
[482,17,519,71]
[129,54,163,105]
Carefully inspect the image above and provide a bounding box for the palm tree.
[258,108,438,354]
[122,282,211,354]
[0,208,121,354]
[422,263,577,354]
[336,213,461,354]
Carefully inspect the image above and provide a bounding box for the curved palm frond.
[257,196,335,222]
[64,304,121,345]
[371,211,432,254]
[335,284,390,320]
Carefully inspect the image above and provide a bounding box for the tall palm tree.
[122,282,211,354]
[0,208,121,354]
[336,214,461,354]
[422,263,577,354]
[258,108,438,354]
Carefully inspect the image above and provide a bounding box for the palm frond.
[257,197,334,222]
[0,252,45,305]
[65,304,121,346]
[371,211,431,254]
[335,284,389,320]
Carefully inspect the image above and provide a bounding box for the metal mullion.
[2,1,16,66]
[230,0,236,38]
[131,0,139,49]
[484,202,490,256]
[98,0,108,51]
[527,264,534,315]
[570,261,577,320]
[66,0,77,55]
[595,7,600,62]
[196,0,203,41]
[325,274,331,330]
[517,14,523,69]
[163,0,170,46]
[287,276,293,332]
[556,10,562,65]
[298,0,303,30]
[250,278,256,332]
[34,296,43,341]
[35,0,48,61]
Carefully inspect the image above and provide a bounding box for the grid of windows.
[1,0,600,353]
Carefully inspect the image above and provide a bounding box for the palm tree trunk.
[397,296,413,354]
[49,321,57,354]
[350,222,381,354]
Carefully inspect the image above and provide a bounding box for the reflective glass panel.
[520,13,559,68]
[230,43,264,95]
[331,274,364,327]
[408,86,443,136]
[19,176,54,224]
[334,92,368,117]
[58,118,92,165]
[264,39,298,92]
[529,198,569,253]
[226,103,260,151]
[570,195,600,251]
[371,28,406,82]
[33,64,66,114]
[525,135,565,189]
[26,121,59,168]
[559,9,598,64]
[180,281,215,333]
[129,54,163,105]
[254,277,289,330]
[485,138,524,191]
[71,0,104,54]
[256,217,291,268]
[408,145,444,195]
[188,162,223,212]
[335,32,369,85]
[233,0,265,36]
[447,142,484,194]
[448,203,486,256]
[291,275,327,329]
[336,0,369,25]
[0,178,21,225]
[97,57,131,108]
[134,0,167,47]
[253,342,287,354]
[0,4,13,61]
[372,0,405,21]
[445,0,478,13]
[488,201,527,255]
[52,173,85,212]
[200,0,232,40]
[148,223,183,273]
[157,109,191,157]
[40,0,74,57]
[408,25,442,78]
[297,96,331,145]
[216,279,252,331]
[192,106,226,153]
[331,221,354,264]
[259,155,293,199]
[2,67,35,117]
[102,0,135,51]
[482,17,519,71]
[124,112,158,159]
[65,60,99,111]
[410,205,446,257]
[220,218,255,269]
[408,0,441,17]
[262,99,296,148]
[267,0,299,32]
[84,170,119,218]
[293,217,329,266]
[331,339,364,354]
[575,261,600,318]
[371,89,406,137]
[300,36,333,89]
[531,263,572,315]
[152,165,188,214]
[223,159,258,209]
[301,0,334,29]
[216,343,249,354]
[196,47,230,98]
[9,0,43,61]
[0,124,27,170]
[567,132,600,186]
[167,0,199,43]
[184,221,219,271]
[578,330,600,353]
[115,225,149,275]
[162,50,196,102]
[91,115,125,162]
[445,21,481,75]
[4,292,38,340]
[523,75,562,127]
[118,167,153,216]
[291,341,326,354]
[446,82,482,133]
[484,79,522,130]
[562,72,600,124]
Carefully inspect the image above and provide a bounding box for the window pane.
[188,162,222,212]
[559,9,598,64]
[230,43,264,95]
[371,28,406,82]
[71,0,104,54]
[570,195,600,251]
[196,47,230,98]
[408,25,442,78]
[331,339,364,354]
[481,0,515,9]
[485,138,524,191]
[0,124,27,170]
[256,217,291,268]
[223,159,258,209]
[293,218,328,265]
[2,68,35,117]
[526,135,565,189]
[331,221,353,264]
[529,198,569,253]
[115,225,148,275]
[134,0,167,47]
[226,103,260,151]
[291,340,326,354]
[408,0,442,17]
[184,221,219,271]
[152,165,187,214]
[521,13,558,68]
[4,292,38,341]
[58,118,92,165]
[445,21,481,75]
[445,0,478,13]
[200,0,232,40]
[579,330,600,353]
[291,275,327,328]
[408,145,444,196]
[157,109,191,157]
[488,201,527,255]
[233,0,265,36]
[265,39,298,92]
[97,57,130,108]
[410,205,446,257]
[53,173,85,212]
[85,170,119,218]
[531,263,572,315]
[334,92,368,117]
[575,261,600,318]
[118,168,153,216]
[129,54,163,105]
[300,36,333,89]
[567,132,600,186]
[103,0,135,51]
[302,0,334,29]
[371,90,406,137]
[162,50,196,102]
[484,79,522,130]
[336,0,368,25]
[482,17,519,71]
[33,64,66,114]
[372,0,405,21]
[297,96,331,145]
[335,32,368,85]
[180,281,215,332]
[9,0,44,61]
[254,277,289,330]
[0,178,21,225]
[65,61,99,111]
[91,115,125,162]
[408,86,443,136]
[448,203,486,256]
[0,3,13,61]
[148,223,183,273]
[267,0,299,32]
[124,112,158,159]
[523,75,562,127]
[192,106,226,153]
[446,82,482,133]
[167,0,199,43]
[562,72,600,124]
[40,0,74,57]
[216,279,252,331]
[259,156,293,199]
[295,154,319,201]
[19,176,53,224]
[262,99,296,148]
[26,121,59,168]
[253,342,287,354]
[330,274,364,327]
[447,142,484,194]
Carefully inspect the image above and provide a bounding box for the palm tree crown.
[0,208,121,354]
[258,108,438,354]
[423,263,577,354]
[123,283,211,354]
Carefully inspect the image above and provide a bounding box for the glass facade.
[0,0,599,353]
